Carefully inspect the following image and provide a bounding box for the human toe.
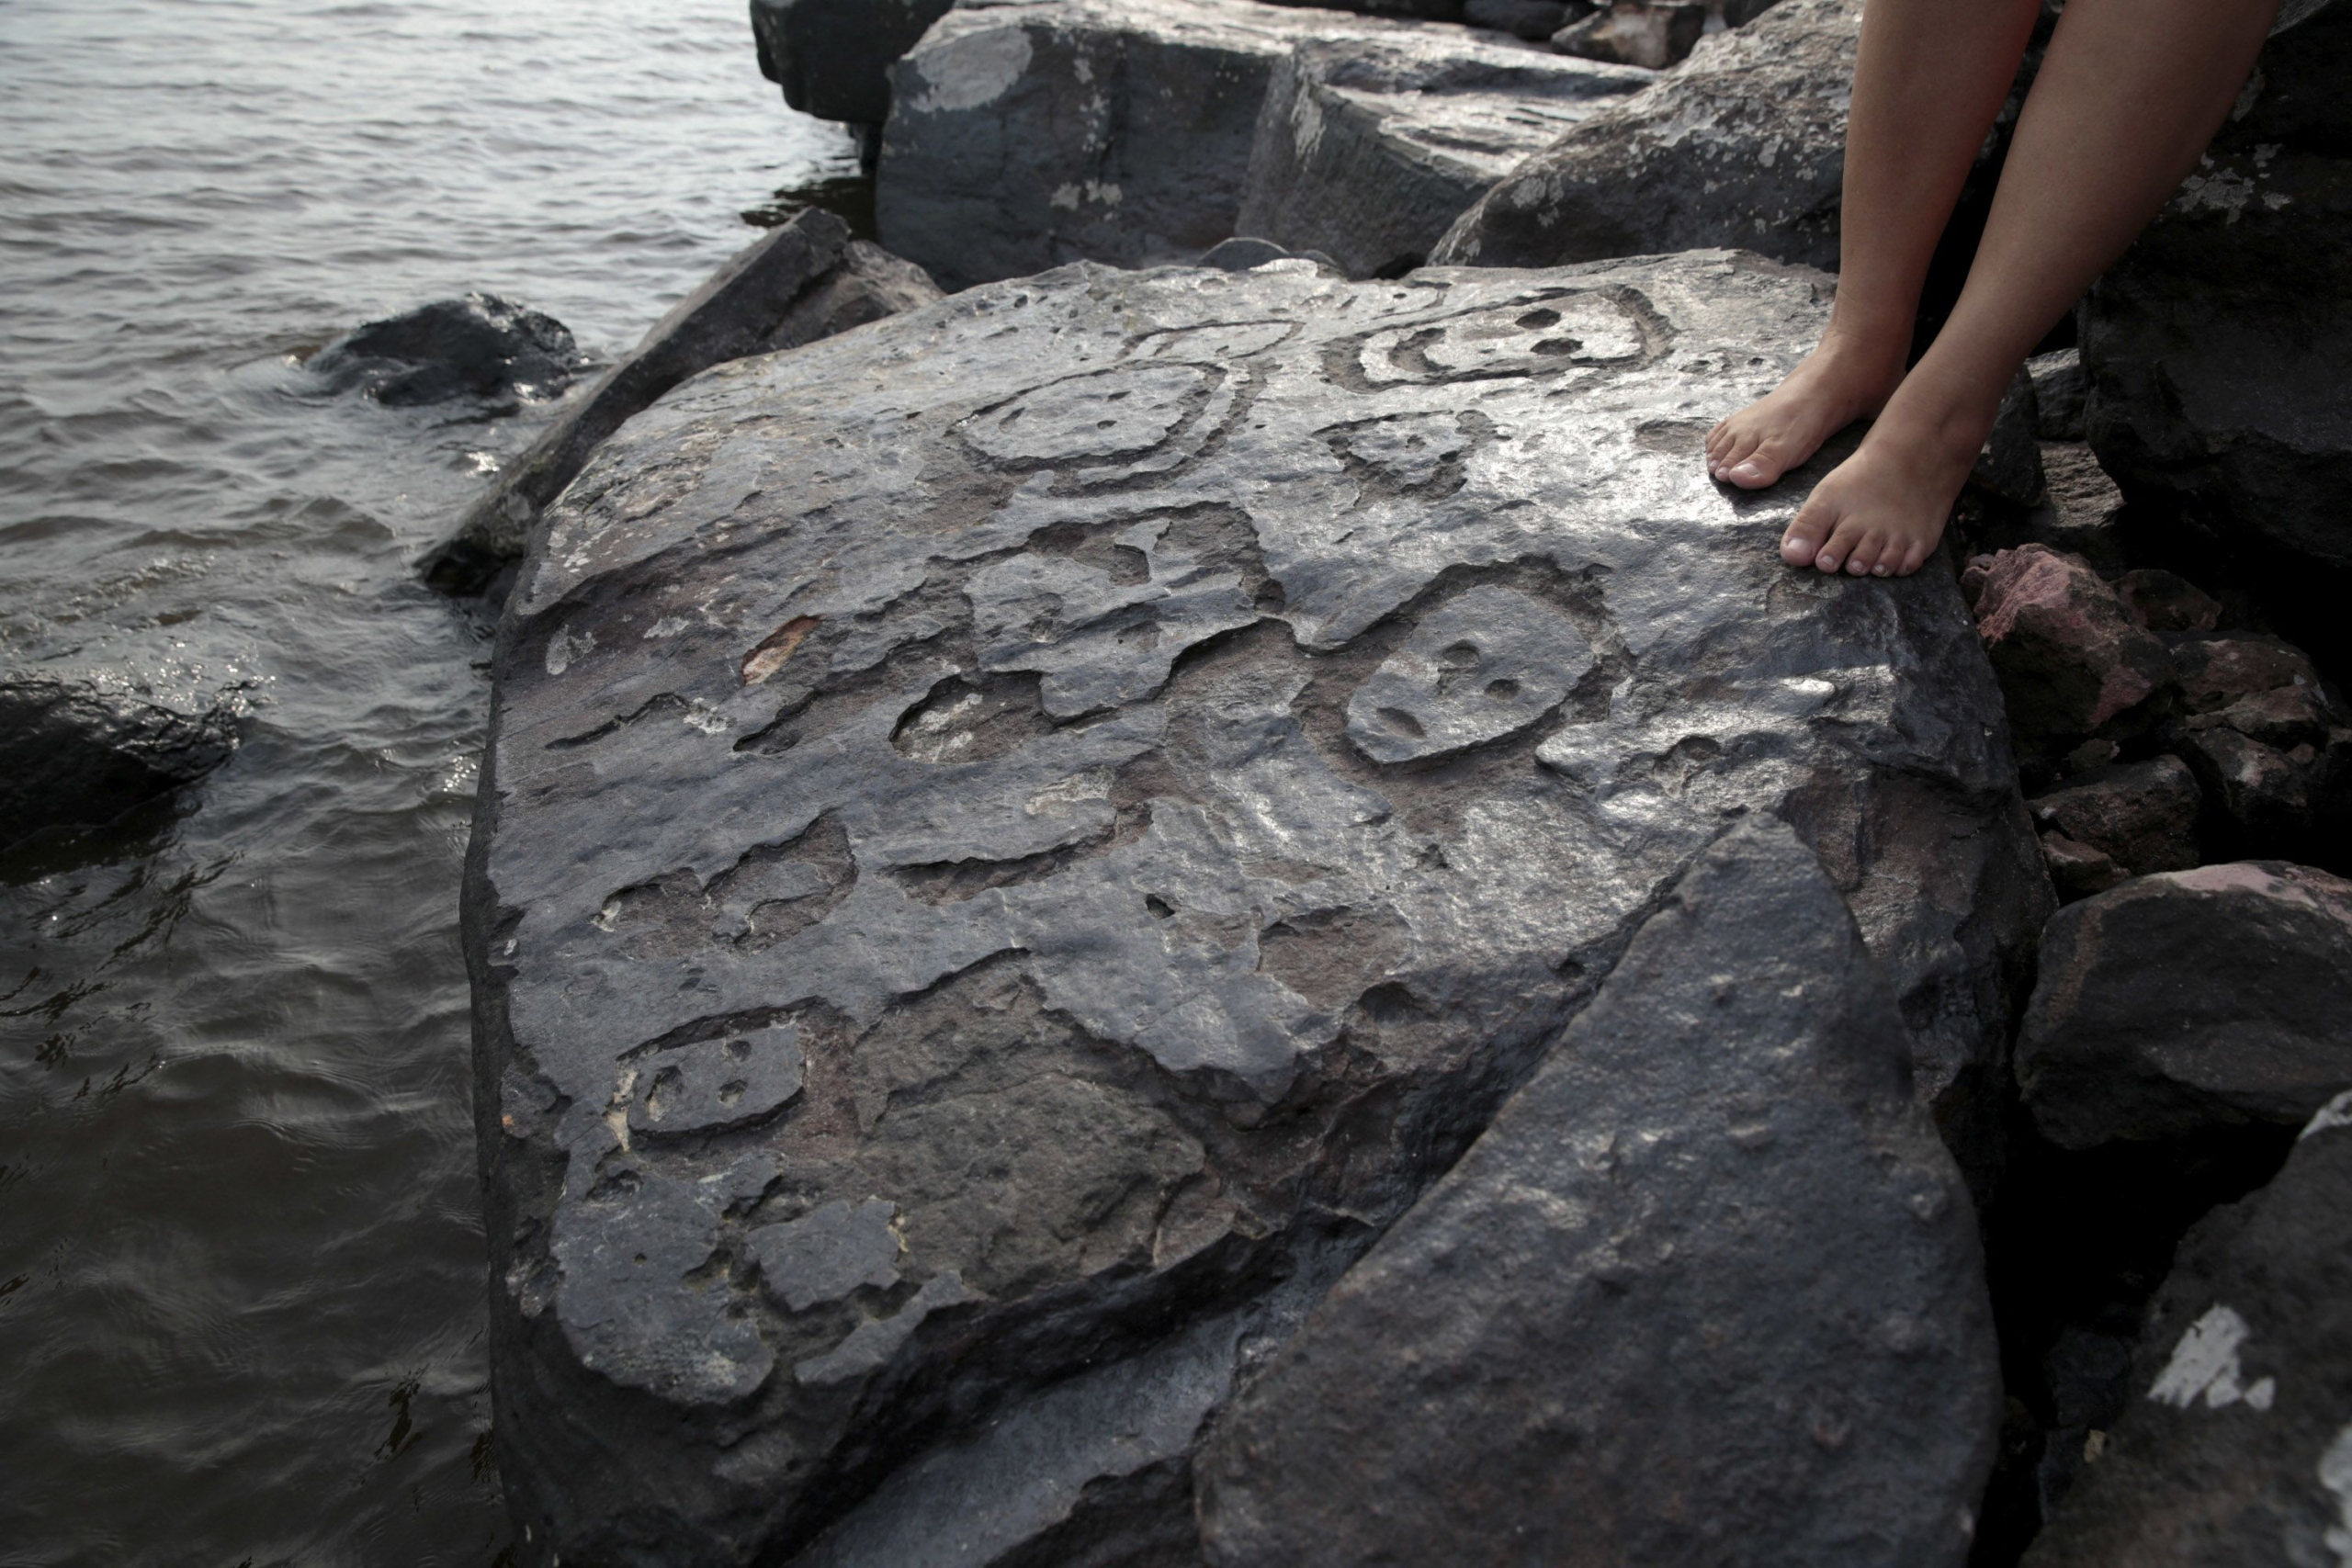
[1844,530,1886,576]
[1780,498,1835,568]
[1814,514,1870,574]
[1724,434,1807,490]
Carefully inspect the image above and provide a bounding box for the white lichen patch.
[2321,1423,2352,1567]
[910,28,1034,116]
[2304,1089,2352,1141]
[2149,1304,2277,1412]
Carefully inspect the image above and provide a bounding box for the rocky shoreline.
[440,1,2352,1563]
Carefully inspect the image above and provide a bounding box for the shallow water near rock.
[0,2,855,1560]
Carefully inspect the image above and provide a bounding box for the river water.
[0,4,857,1561]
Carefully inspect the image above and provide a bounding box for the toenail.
[1816,554,1838,570]
[1873,564,1891,577]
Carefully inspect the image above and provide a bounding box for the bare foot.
[1777,387,1993,577]
[1705,331,1907,490]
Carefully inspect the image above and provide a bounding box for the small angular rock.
[2024,755,2200,879]
[1551,0,1707,69]
[2026,347,2087,441]
[1464,0,1578,39]
[1969,545,2174,771]
[2018,862,2352,1149]
[1195,821,1999,1568]
[2040,831,2130,903]
[2114,569,2221,635]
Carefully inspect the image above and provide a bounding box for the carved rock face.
[469,253,2044,1564]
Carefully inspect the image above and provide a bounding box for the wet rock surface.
[2019,1098,2352,1567]
[310,291,586,408]
[0,676,242,849]
[422,212,939,596]
[1237,34,1647,278]
[468,252,2046,1562]
[2018,863,2352,1152]
[1194,821,1999,1568]
[1433,0,1860,270]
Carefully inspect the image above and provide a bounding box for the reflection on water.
[0,1,858,1561]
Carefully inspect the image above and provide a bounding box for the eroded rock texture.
[1237,34,1648,278]
[0,676,242,848]
[1195,820,1999,1568]
[468,253,2045,1564]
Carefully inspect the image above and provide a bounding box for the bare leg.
[1785,0,2280,576]
[1704,0,2042,489]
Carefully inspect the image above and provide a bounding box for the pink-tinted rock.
[1969,545,2174,769]
[2113,569,2222,635]
[2018,861,2352,1149]
[2025,755,2200,879]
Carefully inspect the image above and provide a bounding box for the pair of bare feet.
[1704,331,2000,578]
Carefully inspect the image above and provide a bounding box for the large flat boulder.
[877,0,1438,289]
[1195,820,1999,1568]
[421,212,940,597]
[1432,0,1860,270]
[2020,1095,2352,1567]
[1236,34,1649,277]
[751,0,957,124]
[2080,2,2352,638]
[468,251,2046,1564]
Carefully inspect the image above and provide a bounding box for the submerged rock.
[421,212,939,596]
[1195,821,1999,1568]
[468,251,2045,1564]
[2018,863,2352,1151]
[1237,33,1647,277]
[309,291,585,408]
[2020,1096,2352,1567]
[751,0,956,124]
[0,677,240,848]
[1434,0,1860,270]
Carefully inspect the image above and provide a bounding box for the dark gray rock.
[1251,0,1465,19]
[0,676,242,848]
[2114,569,2222,636]
[1194,820,2000,1568]
[2025,755,2200,880]
[2165,633,2352,863]
[469,251,2047,1564]
[1237,34,1648,278]
[2040,831,2129,903]
[751,0,956,124]
[423,213,940,596]
[1464,0,1578,40]
[309,291,585,408]
[1434,0,1860,270]
[877,0,1442,289]
[2027,348,2087,442]
[2018,862,2352,1150]
[2079,2,2352,613]
[1552,0,1708,70]
[1197,236,1340,274]
[1973,370,2048,509]
[2020,1093,2352,1567]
